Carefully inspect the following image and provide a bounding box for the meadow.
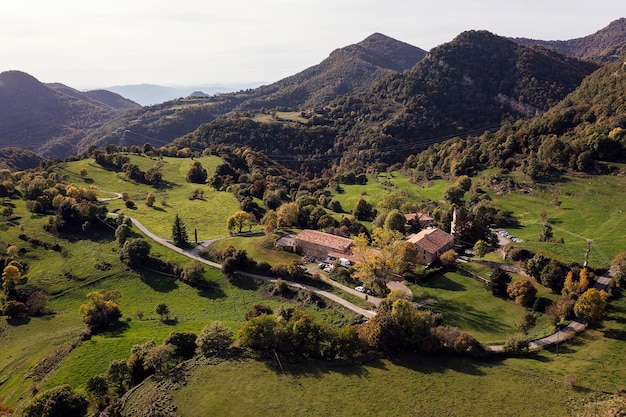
[61,155,241,239]
[2,156,626,415]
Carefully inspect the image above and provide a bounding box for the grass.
[167,355,579,417]
[481,172,626,268]
[209,235,301,266]
[408,270,554,344]
[61,155,241,239]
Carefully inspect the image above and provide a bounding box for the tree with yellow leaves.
[352,228,405,295]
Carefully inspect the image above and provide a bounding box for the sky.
[1,0,623,89]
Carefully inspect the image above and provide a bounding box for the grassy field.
[61,155,241,239]
[209,235,301,266]
[164,355,580,417]
[407,270,554,344]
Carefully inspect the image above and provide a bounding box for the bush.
[197,322,234,356]
[502,333,529,354]
[22,384,88,417]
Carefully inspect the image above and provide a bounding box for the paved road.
[114,214,375,318]
[488,268,614,352]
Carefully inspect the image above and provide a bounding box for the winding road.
[110,204,614,352]
[112,214,374,318]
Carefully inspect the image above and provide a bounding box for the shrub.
[197,322,234,356]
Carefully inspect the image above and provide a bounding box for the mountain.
[178,31,599,173]
[105,83,262,106]
[404,52,626,179]
[513,17,626,63]
[0,147,42,171]
[234,33,427,110]
[0,71,143,157]
[78,33,427,153]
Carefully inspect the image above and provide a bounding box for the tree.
[145,192,155,207]
[106,359,130,395]
[473,239,489,258]
[540,222,553,242]
[181,260,205,285]
[507,280,537,307]
[155,303,169,321]
[502,333,529,354]
[26,290,48,316]
[384,209,406,234]
[118,238,151,266]
[3,300,28,319]
[172,214,189,247]
[227,210,253,233]
[144,343,176,373]
[22,384,88,417]
[244,303,274,320]
[238,313,280,351]
[197,322,234,356]
[574,288,607,324]
[515,312,537,334]
[84,374,109,410]
[165,331,198,360]
[115,223,132,246]
[490,268,512,297]
[352,198,373,221]
[276,202,298,228]
[610,251,626,284]
[187,161,208,183]
[439,249,457,266]
[2,264,21,295]
[352,229,405,295]
[79,290,122,330]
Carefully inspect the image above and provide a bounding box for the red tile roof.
[407,228,454,254]
[296,229,353,253]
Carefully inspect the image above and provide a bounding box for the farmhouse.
[294,229,354,260]
[404,212,435,229]
[407,227,454,264]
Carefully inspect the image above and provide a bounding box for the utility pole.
[584,240,592,267]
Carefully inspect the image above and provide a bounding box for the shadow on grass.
[603,328,626,340]
[7,316,31,326]
[228,274,260,291]
[151,206,167,212]
[421,274,466,291]
[431,299,510,336]
[262,354,380,378]
[196,281,226,299]
[139,270,179,293]
[388,353,486,376]
[100,321,131,338]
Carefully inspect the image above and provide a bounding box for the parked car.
[355,286,365,293]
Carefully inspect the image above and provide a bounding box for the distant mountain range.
[105,83,264,106]
[513,18,626,63]
[0,18,624,169]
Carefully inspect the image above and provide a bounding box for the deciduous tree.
[227,210,253,233]
[79,290,122,330]
[22,384,88,417]
[507,280,537,307]
[155,303,169,321]
[574,288,607,324]
[197,322,234,356]
[276,202,298,228]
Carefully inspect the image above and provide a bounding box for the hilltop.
[177,31,599,172]
[0,71,137,157]
[514,17,626,63]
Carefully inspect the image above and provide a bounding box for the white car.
[355,286,365,293]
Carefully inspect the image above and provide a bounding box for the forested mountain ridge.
[514,17,626,63]
[78,33,427,154]
[178,31,599,174]
[403,53,626,179]
[234,33,427,111]
[0,71,136,158]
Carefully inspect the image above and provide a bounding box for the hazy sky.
[1,0,623,89]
